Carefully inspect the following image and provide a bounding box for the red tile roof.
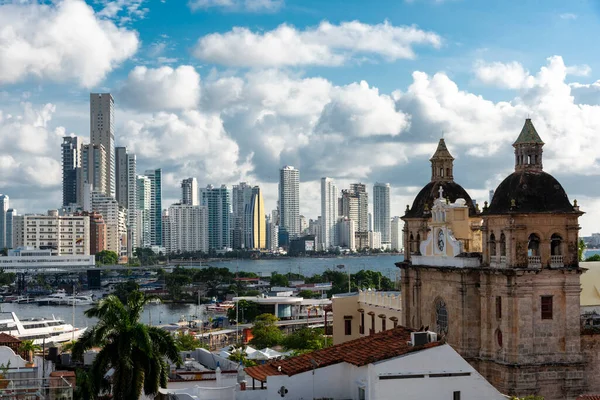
[245,326,441,382]
[0,333,21,344]
[577,396,600,400]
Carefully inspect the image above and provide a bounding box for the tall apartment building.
[116,147,137,253]
[246,186,266,250]
[390,216,402,252]
[337,217,356,251]
[320,177,338,250]
[92,192,126,258]
[266,215,279,252]
[74,211,106,254]
[349,183,368,233]
[0,195,9,249]
[200,185,231,250]
[90,93,115,197]
[164,204,209,254]
[373,182,391,247]
[144,169,162,246]
[279,166,300,244]
[232,182,253,249]
[13,210,90,255]
[5,209,16,250]
[181,178,199,206]
[80,144,108,196]
[61,136,82,207]
[136,176,152,249]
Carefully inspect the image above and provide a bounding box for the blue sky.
[2,0,600,235]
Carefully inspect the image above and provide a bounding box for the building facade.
[80,144,108,197]
[373,182,391,248]
[390,216,402,252]
[0,195,8,250]
[92,192,126,259]
[136,175,152,248]
[279,166,300,244]
[61,136,81,207]
[144,169,162,246]
[163,204,209,254]
[232,182,253,249]
[181,177,198,206]
[13,210,90,256]
[320,177,338,251]
[201,184,231,250]
[247,186,266,250]
[90,93,115,197]
[116,147,136,252]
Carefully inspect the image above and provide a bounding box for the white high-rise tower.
[373,182,391,247]
[90,93,115,197]
[320,177,338,250]
[181,177,199,206]
[116,147,137,253]
[0,195,8,249]
[279,166,300,244]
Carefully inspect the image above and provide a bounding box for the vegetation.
[18,340,41,362]
[586,254,600,262]
[227,300,260,323]
[249,314,284,349]
[74,369,96,400]
[95,250,119,265]
[164,266,192,301]
[578,239,586,262]
[227,346,258,367]
[269,273,289,287]
[297,290,319,299]
[282,327,330,351]
[113,280,140,303]
[0,269,15,286]
[72,291,181,400]
[174,332,204,351]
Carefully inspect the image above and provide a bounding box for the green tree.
[0,269,16,286]
[95,250,119,265]
[249,314,283,349]
[113,280,140,303]
[72,291,181,400]
[227,300,260,323]
[227,347,257,367]
[174,332,204,351]
[579,239,586,262]
[269,273,289,287]
[74,369,97,400]
[297,290,317,299]
[586,254,600,262]
[18,340,41,362]
[282,327,330,351]
[165,266,192,300]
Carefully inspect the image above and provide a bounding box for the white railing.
[550,255,564,268]
[358,290,401,311]
[528,256,542,268]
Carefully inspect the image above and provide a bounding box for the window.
[489,233,496,257]
[381,316,386,331]
[359,312,365,334]
[358,387,366,400]
[453,391,461,400]
[369,312,375,335]
[551,233,562,256]
[435,298,448,334]
[344,318,352,335]
[528,233,540,257]
[500,233,506,257]
[496,329,503,348]
[496,296,502,319]
[541,296,553,319]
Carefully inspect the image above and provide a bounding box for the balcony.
[550,255,564,268]
[528,256,542,268]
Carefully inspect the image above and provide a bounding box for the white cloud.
[119,66,201,111]
[560,13,577,20]
[193,21,441,67]
[97,0,148,23]
[474,60,535,89]
[570,81,600,105]
[566,64,591,77]
[189,0,283,12]
[0,0,139,87]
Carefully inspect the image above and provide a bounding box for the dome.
[404,180,477,218]
[485,170,575,214]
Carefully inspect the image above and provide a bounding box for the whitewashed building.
[164,204,209,254]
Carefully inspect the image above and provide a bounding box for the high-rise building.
[201,184,231,250]
[92,192,127,259]
[321,177,338,250]
[181,177,199,206]
[62,136,82,207]
[13,210,90,255]
[74,211,106,254]
[391,216,402,252]
[373,182,391,246]
[232,182,253,249]
[337,217,356,251]
[246,186,266,249]
[116,147,137,253]
[279,166,300,244]
[80,144,108,196]
[144,169,162,246]
[266,215,279,252]
[0,195,8,249]
[164,204,209,254]
[5,209,16,250]
[349,183,368,233]
[136,175,152,249]
[90,93,115,197]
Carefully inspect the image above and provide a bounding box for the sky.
[1,0,600,235]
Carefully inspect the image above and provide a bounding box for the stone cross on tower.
[438,185,444,199]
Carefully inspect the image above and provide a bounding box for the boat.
[38,293,95,306]
[0,312,87,345]
[36,290,68,306]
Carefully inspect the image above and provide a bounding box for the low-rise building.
[0,247,95,270]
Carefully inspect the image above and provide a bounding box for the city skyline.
[3,1,600,235]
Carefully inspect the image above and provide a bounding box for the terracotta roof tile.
[245,326,441,382]
[577,396,600,400]
[0,333,21,343]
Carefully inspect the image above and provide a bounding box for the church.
[397,119,599,400]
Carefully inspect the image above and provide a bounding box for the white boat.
[37,290,95,306]
[37,290,68,306]
[11,296,36,304]
[0,312,87,345]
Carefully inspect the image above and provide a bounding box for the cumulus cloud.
[189,0,283,12]
[118,66,201,111]
[0,0,139,87]
[474,60,535,89]
[193,21,442,67]
[97,0,148,24]
[570,81,600,105]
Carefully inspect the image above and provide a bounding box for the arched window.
[435,298,448,334]
[440,168,444,177]
[446,168,451,177]
[551,234,562,256]
[528,233,540,256]
[500,233,506,257]
[489,233,497,257]
[409,233,415,254]
[416,233,421,255]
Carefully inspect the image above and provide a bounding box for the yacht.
[0,312,87,345]
[36,290,67,306]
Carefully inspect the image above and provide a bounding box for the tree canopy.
[249,314,283,349]
[282,327,330,351]
[95,250,118,265]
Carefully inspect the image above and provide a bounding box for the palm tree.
[72,291,181,400]
[18,340,41,362]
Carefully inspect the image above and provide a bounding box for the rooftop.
[244,326,441,382]
[513,118,544,146]
[0,333,21,344]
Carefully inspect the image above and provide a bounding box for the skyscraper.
[116,147,137,253]
[92,192,126,258]
[145,169,162,246]
[0,195,8,249]
[136,175,152,248]
[5,209,16,250]
[232,182,253,249]
[349,183,368,233]
[201,184,231,250]
[62,136,81,207]
[321,177,338,250]
[247,186,266,249]
[373,182,391,247]
[181,177,199,206]
[164,204,209,254]
[279,166,300,244]
[80,144,108,196]
[391,216,402,252]
[90,93,115,197]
